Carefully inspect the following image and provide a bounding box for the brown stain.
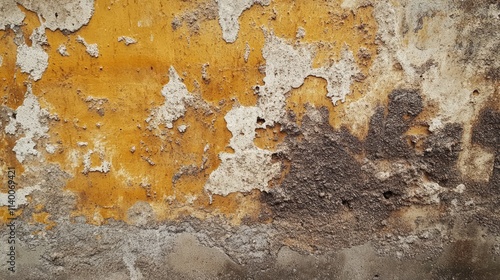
[0,1,378,225]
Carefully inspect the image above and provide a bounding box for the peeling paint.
[57,44,70,56]
[76,35,99,58]
[204,106,280,197]
[118,36,137,46]
[1,0,499,278]
[17,0,95,32]
[217,0,270,43]
[148,67,193,129]
[16,32,49,81]
[5,86,49,163]
[0,1,25,30]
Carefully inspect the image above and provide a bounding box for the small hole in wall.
[55,13,58,18]
[473,89,480,96]
[373,275,380,280]
[150,66,153,70]
[383,191,394,199]
[257,117,265,125]
[12,112,16,119]
[341,199,351,208]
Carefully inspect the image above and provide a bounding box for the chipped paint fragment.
[310,46,360,105]
[16,43,49,81]
[0,0,25,30]
[177,124,187,133]
[118,36,137,46]
[57,44,70,56]
[148,67,193,129]
[17,0,95,32]
[217,0,270,43]
[5,86,49,163]
[204,106,280,197]
[76,35,99,58]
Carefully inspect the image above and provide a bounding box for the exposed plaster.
[147,67,193,129]
[256,33,361,126]
[82,149,111,174]
[57,44,70,56]
[76,35,99,58]
[16,38,49,81]
[217,0,270,43]
[17,0,95,32]
[204,106,280,197]
[244,42,250,62]
[310,46,361,105]
[5,85,49,163]
[118,36,137,46]
[0,1,25,30]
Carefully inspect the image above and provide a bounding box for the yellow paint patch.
[32,212,57,230]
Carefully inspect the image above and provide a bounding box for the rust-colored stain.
[0,0,378,226]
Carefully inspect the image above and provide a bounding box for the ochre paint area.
[0,0,378,226]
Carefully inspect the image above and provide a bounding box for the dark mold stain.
[365,89,423,160]
[472,108,500,190]
[420,123,463,186]
[261,89,500,257]
[263,89,433,251]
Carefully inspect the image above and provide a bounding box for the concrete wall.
[0,0,499,279]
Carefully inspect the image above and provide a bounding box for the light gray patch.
[17,0,95,32]
[16,43,49,81]
[217,0,270,43]
[0,0,25,30]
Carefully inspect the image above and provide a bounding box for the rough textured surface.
[0,0,499,279]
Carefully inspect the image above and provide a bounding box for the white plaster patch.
[45,144,57,154]
[118,36,137,46]
[0,55,3,67]
[204,106,280,198]
[57,44,70,56]
[147,67,193,129]
[17,0,95,32]
[76,35,99,58]
[0,0,25,30]
[310,46,360,105]
[257,33,361,125]
[257,34,313,125]
[82,149,111,174]
[428,118,443,132]
[217,0,270,43]
[5,86,49,163]
[30,25,48,46]
[225,106,263,151]
[204,149,280,197]
[16,43,49,81]
[454,184,466,194]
